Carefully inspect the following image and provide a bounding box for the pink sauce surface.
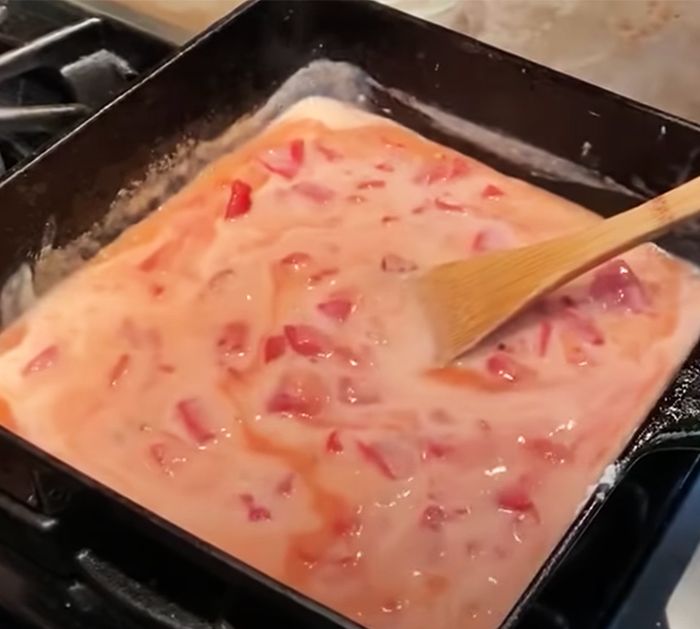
[0,98,699,628]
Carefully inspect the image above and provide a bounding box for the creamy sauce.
[0,97,698,629]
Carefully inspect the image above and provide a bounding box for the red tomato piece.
[109,353,130,387]
[421,504,448,531]
[381,253,418,273]
[206,268,236,293]
[239,493,272,522]
[375,162,394,172]
[148,433,189,477]
[481,184,504,199]
[263,335,286,363]
[216,321,249,357]
[283,324,333,357]
[175,398,216,445]
[435,197,466,212]
[326,429,344,454]
[524,437,571,464]
[538,321,553,357]
[292,181,335,204]
[486,353,533,383]
[317,298,354,323]
[266,370,329,417]
[308,268,339,287]
[590,259,648,313]
[224,180,253,219]
[496,485,535,514]
[138,241,177,272]
[416,156,470,185]
[562,309,604,346]
[338,376,380,405]
[472,227,511,253]
[421,440,453,460]
[356,441,397,479]
[276,473,295,496]
[356,179,386,190]
[315,141,342,162]
[259,139,305,179]
[279,251,312,269]
[22,345,59,377]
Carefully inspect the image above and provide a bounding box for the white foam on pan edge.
[577,462,619,514]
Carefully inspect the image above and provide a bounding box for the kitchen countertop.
[76,0,700,123]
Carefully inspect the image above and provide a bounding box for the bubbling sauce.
[0,98,698,629]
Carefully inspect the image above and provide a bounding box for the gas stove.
[0,2,699,629]
[0,0,169,177]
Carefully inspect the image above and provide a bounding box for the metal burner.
[0,0,169,176]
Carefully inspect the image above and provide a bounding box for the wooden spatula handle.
[550,175,700,283]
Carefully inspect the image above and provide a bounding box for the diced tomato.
[315,141,342,162]
[375,162,394,172]
[421,504,447,531]
[149,283,165,298]
[263,335,286,363]
[562,309,604,346]
[356,441,397,479]
[283,324,333,358]
[276,473,295,496]
[421,440,453,460]
[308,268,339,287]
[206,268,236,292]
[224,180,253,219]
[137,240,178,272]
[415,156,470,185]
[537,321,553,357]
[381,136,406,149]
[356,179,386,190]
[279,251,312,269]
[175,398,216,445]
[259,139,305,179]
[590,259,648,313]
[326,429,344,454]
[496,485,535,514]
[560,330,590,366]
[481,184,504,200]
[239,493,272,522]
[292,181,335,204]
[486,353,533,383]
[429,408,457,425]
[435,197,466,212]
[524,437,571,464]
[266,370,329,417]
[338,376,380,405]
[216,321,249,357]
[472,227,511,253]
[381,215,400,225]
[109,353,130,387]
[148,434,188,476]
[317,298,354,323]
[381,253,418,273]
[22,345,59,377]
[149,443,168,469]
[477,418,492,433]
[334,345,369,369]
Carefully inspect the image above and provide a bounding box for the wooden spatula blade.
[416,243,566,361]
[416,174,700,364]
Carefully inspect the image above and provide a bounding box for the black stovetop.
[0,0,169,176]
[0,2,698,628]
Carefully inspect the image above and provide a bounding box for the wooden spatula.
[416,175,700,363]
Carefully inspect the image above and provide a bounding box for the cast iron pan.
[0,1,699,627]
